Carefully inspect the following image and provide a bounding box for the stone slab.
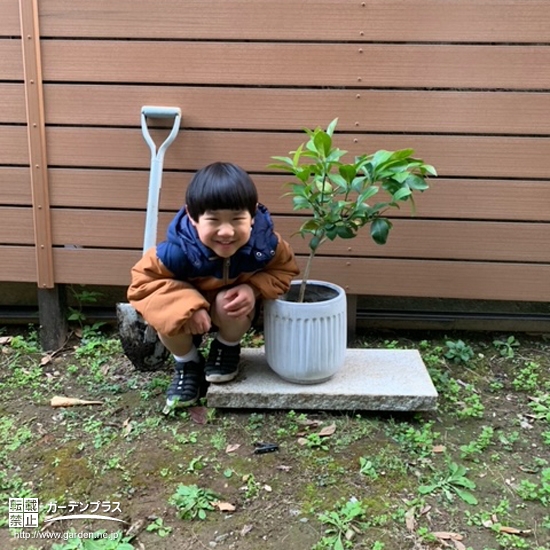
[206,348,438,411]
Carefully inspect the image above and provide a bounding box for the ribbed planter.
[263,280,347,384]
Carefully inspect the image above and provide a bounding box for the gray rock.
[206,348,438,411]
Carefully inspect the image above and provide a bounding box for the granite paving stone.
[206,347,438,411]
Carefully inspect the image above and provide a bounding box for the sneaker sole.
[205,370,238,383]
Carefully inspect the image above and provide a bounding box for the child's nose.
[218,223,234,236]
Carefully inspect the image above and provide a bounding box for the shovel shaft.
[140,106,182,253]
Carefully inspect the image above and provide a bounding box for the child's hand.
[184,308,212,334]
[222,284,256,318]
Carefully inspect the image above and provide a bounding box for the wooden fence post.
[20,0,68,349]
[38,286,68,351]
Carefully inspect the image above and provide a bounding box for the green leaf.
[314,130,332,157]
[336,225,355,239]
[453,487,478,505]
[328,173,348,189]
[418,484,438,495]
[358,186,379,203]
[326,117,339,137]
[351,176,368,193]
[370,218,392,245]
[406,174,430,190]
[315,178,333,194]
[301,219,322,232]
[292,143,304,166]
[393,187,412,201]
[339,164,357,183]
[327,148,347,162]
[423,163,438,176]
[371,150,394,167]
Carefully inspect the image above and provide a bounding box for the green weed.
[418,461,478,505]
[313,497,368,550]
[528,393,550,423]
[145,517,172,537]
[516,468,550,505]
[169,484,219,520]
[51,530,134,549]
[389,420,440,458]
[493,335,520,359]
[444,339,475,364]
[513,361,540,392]
[460,426,495,460]
[359,458,379,480]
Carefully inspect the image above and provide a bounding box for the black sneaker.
[163,357,206,412]
[205,340,240,383]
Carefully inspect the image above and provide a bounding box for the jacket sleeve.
[246,233,300,299]
[127,247,210,337]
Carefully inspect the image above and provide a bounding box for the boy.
[128,162,299,410]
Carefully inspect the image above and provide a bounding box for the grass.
[0,326,549,549]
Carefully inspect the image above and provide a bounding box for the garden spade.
[117,106,181,371]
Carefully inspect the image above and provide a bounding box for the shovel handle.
[141,106,182,253]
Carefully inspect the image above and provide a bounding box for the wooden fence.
[2,0,550,340]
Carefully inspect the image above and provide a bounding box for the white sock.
[173,346,200,363]
[216,334,240,346]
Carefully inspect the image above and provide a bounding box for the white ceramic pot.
[263,280,347,384]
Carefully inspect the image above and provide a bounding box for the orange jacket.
[128,232,299,337]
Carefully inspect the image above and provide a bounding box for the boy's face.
[189,209,254,258]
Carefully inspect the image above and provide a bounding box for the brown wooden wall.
[2,0,550,302]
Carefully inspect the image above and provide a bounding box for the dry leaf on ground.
[499,526,532,535]
[50,396,103,407]
[432,532,464,541]
[189,406,208,425]
[405,506,416,531]
[240,524,253,536]
[318,423,336,437]
[122,418,133,437]
[225,443,241,454]
[213,501,236,512]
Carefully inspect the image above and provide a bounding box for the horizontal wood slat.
[48,170,550,222]
[50,209,550,263]
[51,248,550,302]
[46,128,550,179]
[43,85,550,135]
[0,39,24,80]
[2,83,27,123]
[305,258,550,302]
[0,127,29,165]
[0,246,36,283]
[0,0,20,36]
[0,207,34,244]
[38,0,550,43]
[0,168,31,205]
[41,41,550,90]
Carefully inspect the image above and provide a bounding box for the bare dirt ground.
[1,326,549,550]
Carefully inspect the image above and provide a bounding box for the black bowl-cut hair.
[185,162,258,221]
